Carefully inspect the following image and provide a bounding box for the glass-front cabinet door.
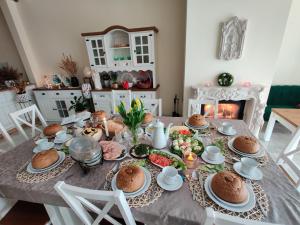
[131,32,154,66]
[85,37,107,67]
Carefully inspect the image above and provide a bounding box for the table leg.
[44,204,82,225]
[277,127,300,164]
[264,112,276,141]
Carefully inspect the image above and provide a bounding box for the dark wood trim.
[81,25,159,37]
[33,84,160,92]
[33,87,82,91]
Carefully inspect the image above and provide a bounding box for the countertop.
[33,84,160,92]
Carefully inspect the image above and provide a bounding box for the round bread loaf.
[143,112,153,124]
[106,120,124,136]
[233,136,259,154]
[188,114,207,127]
[93,110,107,121]
[211,171,248,204]
[31,149,59,169]
[43,124,63,137]
[116,165,145,192]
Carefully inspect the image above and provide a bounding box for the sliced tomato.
[149,153,173,167]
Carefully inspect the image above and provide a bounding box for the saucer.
[201,151,225,165]
[233,162,263,181]
[156,173,183,191]
[54,134,73,144]
[33,142,55,153]
[217,127,237,136]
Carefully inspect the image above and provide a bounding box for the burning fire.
[204,104,240,119]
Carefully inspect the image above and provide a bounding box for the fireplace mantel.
[192,85,266,136]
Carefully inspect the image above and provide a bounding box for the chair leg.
[264,112,276,141]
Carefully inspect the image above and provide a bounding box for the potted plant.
[69,96,90,113]
[59,54,79,87]
[102,73,110,88]
[0,65,22,87]
[116,98,145,145]
[15,81,30,103]
[110,72,118,89]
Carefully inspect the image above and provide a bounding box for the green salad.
[170,137,204,157]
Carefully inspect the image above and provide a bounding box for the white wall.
[273,0,300,85]
[183,0,292,116]
[6,0,186,116]
[0,8,25,76]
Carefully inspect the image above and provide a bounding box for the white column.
[0,0,42,85]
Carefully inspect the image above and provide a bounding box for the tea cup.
[206,146,221,161]
[162,166,178,185]
[56,130,67,140]
[76,119,85,128]
[222,122,233,134]
[240,157,258,175]
[35,138,49,150]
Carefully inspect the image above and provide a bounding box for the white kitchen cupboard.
[33,90,82,122]
[91,90,157,117]
[0,90,18,130]
[81,26,158,87]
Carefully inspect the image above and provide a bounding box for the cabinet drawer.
[132,92,155,100]
[34,91,58,99]
[92,92,111,100]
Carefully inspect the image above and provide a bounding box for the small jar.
[183,152,197,169]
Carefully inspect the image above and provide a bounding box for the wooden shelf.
[110,46,130,49]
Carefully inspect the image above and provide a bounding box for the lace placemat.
[189,166,269,220]
[16,156,75,183]
[104,159,164,208]
[216,137,269,167]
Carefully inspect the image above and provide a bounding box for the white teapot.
[152,119,173,149]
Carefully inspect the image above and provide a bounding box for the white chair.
[277,145,300,192]
[0,122,15,148]
[142,98,162,116]
[9,104,47,140]
[54,181,136,225]
[204,208,284,225]
[188,98,219,118]
[112,90,132,114]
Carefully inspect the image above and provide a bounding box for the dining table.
[0,117,300,225]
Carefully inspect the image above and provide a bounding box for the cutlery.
[112,162,120,174]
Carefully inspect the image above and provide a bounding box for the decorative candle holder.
[183,152,197,169]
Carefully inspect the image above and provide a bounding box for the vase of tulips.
[117,98,145,145]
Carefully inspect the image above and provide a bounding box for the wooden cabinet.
[0,90,18,130]
[33,90,82,121]
[81,26,158,87]
[91,90,157,117]
[130,32,154,66]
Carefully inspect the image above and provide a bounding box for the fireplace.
[192,85,266,136]
[202,100,246,119]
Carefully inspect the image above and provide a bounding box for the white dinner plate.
[111,166,151,198]
[184,121,209,130]
[204,174,256,212]
[33,142,55,153]
[201,151,225,165]
[233,162,263,181]
[217,127,237,136]
[227,138,265,158]
[54,134,73,144]
[27,151,65,174]
[156,173,183,191]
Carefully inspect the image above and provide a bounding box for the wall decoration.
[219,16,247,60]
[217,73,234,87]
